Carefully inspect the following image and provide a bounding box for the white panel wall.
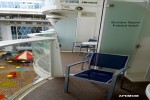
[1,24,12,41]
[1,23,13,51]
[76,5,103,42]
[76,15,96,42]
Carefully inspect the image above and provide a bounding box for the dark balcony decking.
[22,52,149,100]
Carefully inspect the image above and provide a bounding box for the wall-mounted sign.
[111,21,140,27]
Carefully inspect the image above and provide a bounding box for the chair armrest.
[113,67,128,76]
[67,60,89,68]
[65,60,89,76]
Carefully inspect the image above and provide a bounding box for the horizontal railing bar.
[28,32,56,37]
[0,37,56,48]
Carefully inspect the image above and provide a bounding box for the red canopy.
[13,51,33,60]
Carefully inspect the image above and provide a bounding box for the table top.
[82,42,97,46]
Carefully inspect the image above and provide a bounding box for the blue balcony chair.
[72,39,97,55]
[64,53,129,100]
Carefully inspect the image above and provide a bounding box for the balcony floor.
[22,52,149,100]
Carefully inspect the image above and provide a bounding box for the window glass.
[0,2,2,8]
[1,1,7,8]
[34,3,40,9]
[43,27,49,31]
[0,1,42,9]
[20,5,27,9]
[28,5,34,9]
[8,2,14,8]
[11,26,43,47]
[14,2,20,8]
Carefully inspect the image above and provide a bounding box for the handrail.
[28,32,56,37]
[0,37,55,48]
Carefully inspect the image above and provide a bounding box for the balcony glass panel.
[32,40,51,73]
[0,46,36,99]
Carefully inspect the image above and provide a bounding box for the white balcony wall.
[76,15,96,42]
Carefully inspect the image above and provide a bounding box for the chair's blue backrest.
[90,53,129,69]
[88,39,97,42]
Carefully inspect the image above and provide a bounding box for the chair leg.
[72,48,74,53]
[107,74,118,100]
[64,75,69,93]
[64,67,70,93]
[79,47,82,56]
[72,44,75,53]
[81,63,84,70]
[81,54,86,70]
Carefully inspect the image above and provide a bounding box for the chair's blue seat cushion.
[75,45,89,48]
[74,69,113,83]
